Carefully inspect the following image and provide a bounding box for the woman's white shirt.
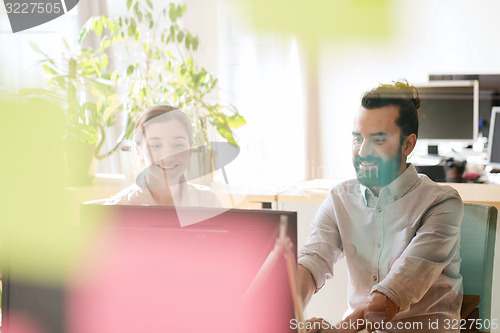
[104,182,221,207]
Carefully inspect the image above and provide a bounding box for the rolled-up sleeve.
[371,193,463,312]
[298,194,345,290]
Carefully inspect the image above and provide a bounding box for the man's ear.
[402,134,417,157]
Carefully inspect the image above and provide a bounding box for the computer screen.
[416,80,479,142]
[488,107,500,168]
[1,206,298,333]
[429,74,500,138]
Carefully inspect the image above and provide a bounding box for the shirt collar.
[359,163,420,206]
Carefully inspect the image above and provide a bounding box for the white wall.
[320,0,500,179]
[184,0,307,186]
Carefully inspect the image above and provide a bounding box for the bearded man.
[298,81,463,333]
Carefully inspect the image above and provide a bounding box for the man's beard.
[353,149,402,188]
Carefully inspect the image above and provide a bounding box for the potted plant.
[20,0,245,184]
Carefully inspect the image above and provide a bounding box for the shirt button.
[372,275,378,282]
[393,196,398,201]
[376,242,382,248]
[377,208,382,213]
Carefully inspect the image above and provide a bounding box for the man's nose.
[358,139,373,158]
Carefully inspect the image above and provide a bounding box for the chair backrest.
[460,202,498,323]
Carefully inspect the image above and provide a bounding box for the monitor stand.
[413,145,446,182]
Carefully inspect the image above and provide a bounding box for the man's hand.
[335,291,399,333]
[335,306,365,333]
[365,291,398,324]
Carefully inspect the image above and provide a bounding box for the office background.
[2,0,500,331]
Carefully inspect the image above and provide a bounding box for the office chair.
[460,202,497,330]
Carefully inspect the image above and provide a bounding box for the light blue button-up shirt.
[299,164,463,331]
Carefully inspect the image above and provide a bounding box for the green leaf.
[63,38,70,50]
[128,18,137,37]
[146,0,153,10]
[30,41,41,53]
[127,0,133,10]
[177,4,187,18]
[176,31,185,43]
[127,65,135,76]
[185,33,192,50]
[169,3,177,21]
[169,25,176,41]
[42,65,58,75]
[215,123,237,146]
[47,76,67,89]
[100,37,112,50]
[105,111,116,127]
[110,20,119,34]
[93,61,102,77]
[70,124,99,144]
[94,19,103,37]
[227,114,247,128]
[53,76,64,88]
[96,98,103,114]
[192,36,199,50]
[78,27,90,44]
[101,54,108,70]
[102,15,109,28]
[102,106,114,125]
[82,102,97,114]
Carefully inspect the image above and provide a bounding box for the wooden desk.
[440,183,500,211]
[277,180,500,208]
[65,175,280,213]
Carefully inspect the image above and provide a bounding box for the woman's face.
[138,119,191,184]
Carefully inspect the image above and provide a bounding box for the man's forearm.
[298,264,316,307]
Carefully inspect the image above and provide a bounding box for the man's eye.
[353,137,363,144]
[373,138,386,144]
[149,144,161,149]
[175,143,186,148]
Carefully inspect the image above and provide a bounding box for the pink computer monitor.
[2,206,298,333]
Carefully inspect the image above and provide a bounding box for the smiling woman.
[104,105,220,207]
